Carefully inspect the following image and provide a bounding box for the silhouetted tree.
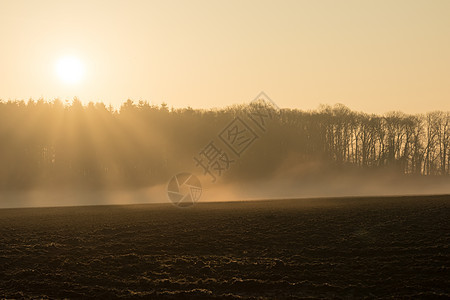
[0,99,448,191]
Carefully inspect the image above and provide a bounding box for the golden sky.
[1,0,449,113]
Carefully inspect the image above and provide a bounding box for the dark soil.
[0,195,449,299]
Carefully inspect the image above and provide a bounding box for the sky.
[0,0,449,113]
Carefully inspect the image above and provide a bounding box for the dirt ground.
[0,195,449,299]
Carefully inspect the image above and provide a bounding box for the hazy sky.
[1,0,449,113]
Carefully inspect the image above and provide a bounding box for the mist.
[0,99,449,208]
[1,169,449,209]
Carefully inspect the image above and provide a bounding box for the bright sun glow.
[55,56,85,84]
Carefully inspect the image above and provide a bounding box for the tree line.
[0,99,448,190]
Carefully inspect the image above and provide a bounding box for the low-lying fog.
[1,171,449,209]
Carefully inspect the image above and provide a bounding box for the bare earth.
[0,195,449,299]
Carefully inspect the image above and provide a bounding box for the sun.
[55,56,85,84]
